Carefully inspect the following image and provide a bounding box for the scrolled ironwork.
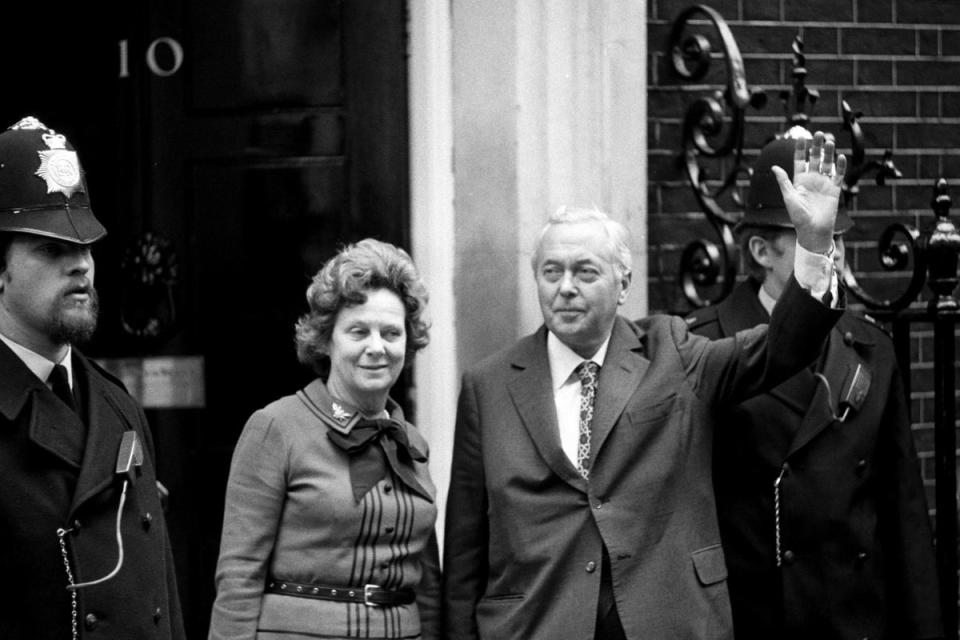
[780,36,818,133]
[670,16,905,310]
[669,4,765,306]
[840,100,903,206]
[841,222,926,312]
[680,219,737,308]
[844,180,958,314]
[669,7,959,635]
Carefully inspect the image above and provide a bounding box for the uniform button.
[585,561,597,573]
[593,500,603,510]
[84,613,99,630]
[781,462,791,476]
[142,512,153,530]
[379,562,390,571]
[857,550,869,563]
[843,331,855,346]
[782,550,796,565]
[384,526,395,534]
[383,484,392,494]
[154,607,162,624]
[856,459,867,475]
[73,519,82,532]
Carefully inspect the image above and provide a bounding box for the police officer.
[686,135,943,640]
[0,117,185,639]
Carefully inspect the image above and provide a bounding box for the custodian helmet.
[0,116,106,244]
[738,136,853,234]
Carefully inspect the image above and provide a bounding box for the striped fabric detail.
[346,473,418,638]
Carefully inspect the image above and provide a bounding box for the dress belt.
[265,579,416,606]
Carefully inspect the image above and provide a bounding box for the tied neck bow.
[327,417,432,504]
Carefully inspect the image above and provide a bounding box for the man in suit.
[0,116,186,639]
[686,135,943,640]
[443,132,847,639]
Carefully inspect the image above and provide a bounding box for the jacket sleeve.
[442,373,488,640]
[208,411,288,640]
[680,274,842,408]
[878,366,944,639]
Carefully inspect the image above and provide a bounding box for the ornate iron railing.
[669,4,902,309]
[668,5,958,637]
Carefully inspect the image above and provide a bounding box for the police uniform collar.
[834,312,877,347]
[714,278,769,336]
[0,333,73,389]
[0,339,46,421]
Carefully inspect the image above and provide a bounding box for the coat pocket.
[691,544,728,586]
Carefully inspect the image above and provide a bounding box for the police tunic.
[686,279,942,640]
[0,340,186,640]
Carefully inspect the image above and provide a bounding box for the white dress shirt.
[547,332,610,467]
[544,241,835,467]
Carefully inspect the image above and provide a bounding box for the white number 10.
[119,37,184,78]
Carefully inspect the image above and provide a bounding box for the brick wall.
[647,0,957,614]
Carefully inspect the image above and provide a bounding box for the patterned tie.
[48,364,77,413]
[575,361,600,479]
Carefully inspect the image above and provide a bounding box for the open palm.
[771,132,847,253]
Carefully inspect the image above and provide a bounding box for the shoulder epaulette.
[683,305,719,330]
[848,310,892,340]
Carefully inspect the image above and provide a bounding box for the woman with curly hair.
[209,239,440,640]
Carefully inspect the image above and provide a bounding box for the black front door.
[0,1,410,634]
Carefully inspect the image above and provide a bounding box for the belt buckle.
[363,584,381,607]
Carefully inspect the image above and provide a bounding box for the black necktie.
[49,364,77,413]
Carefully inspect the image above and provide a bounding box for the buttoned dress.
[209,379,440,640]
[686,279,942,640]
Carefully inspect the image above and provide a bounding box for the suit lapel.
[589,317,647,465]
[506,328,586,491]
[69,352,129,515]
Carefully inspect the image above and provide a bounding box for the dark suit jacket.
[443,276,841,640]
[687,278,942,640]
[0,340,185,640]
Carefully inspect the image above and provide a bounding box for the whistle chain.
[56,526,79,640]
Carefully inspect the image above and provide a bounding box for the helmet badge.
[35,130,83,198]
[9,116,46,130]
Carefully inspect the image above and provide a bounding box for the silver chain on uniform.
[774,467,786,567]
[56,526,79,640]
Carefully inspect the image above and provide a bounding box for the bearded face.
[49,283,99,345]
[0,235,98,355]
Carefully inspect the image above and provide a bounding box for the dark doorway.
[0,1,410,635]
